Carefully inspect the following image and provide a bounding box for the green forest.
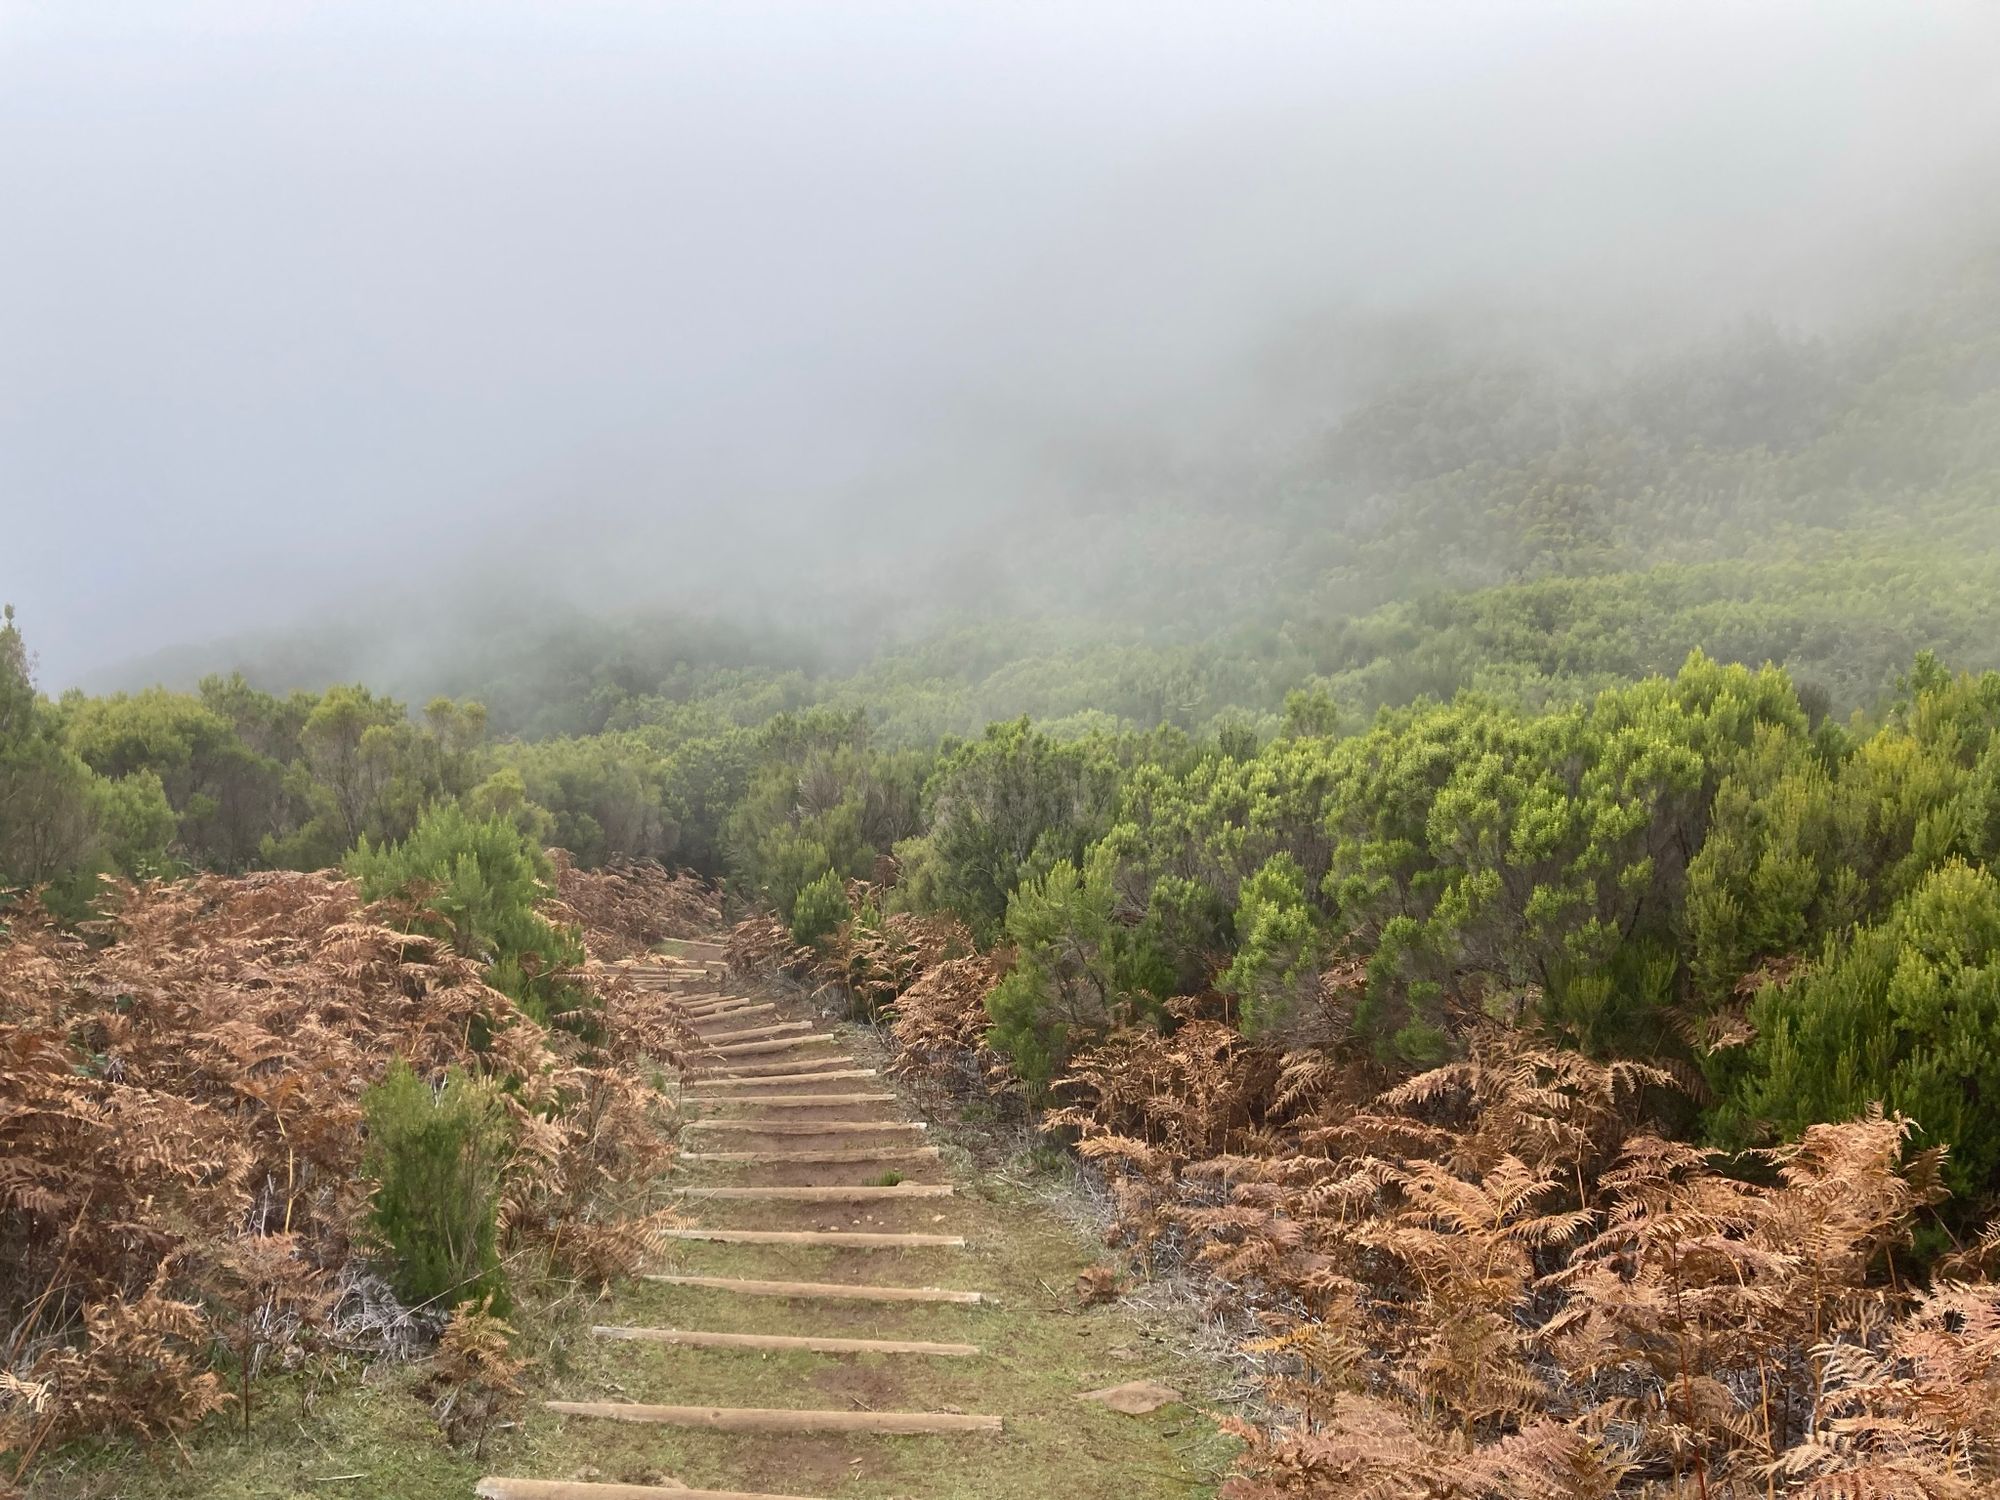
[10,260,2000,1214]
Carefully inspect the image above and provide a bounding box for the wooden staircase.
[480,943,1000,1500]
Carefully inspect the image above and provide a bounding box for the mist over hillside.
[70,250,2000,745]
[9,2,2000,697]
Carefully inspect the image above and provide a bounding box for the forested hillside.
[91,259,2000,745]
[11,255,2000,1494]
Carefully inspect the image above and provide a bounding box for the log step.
[684,1069,877,1092]
[670,1184,952,1202]
[680,1146,939,1165]
[692,1021,812,1044]
[695,1092,895,1108]
[683,1119,924,1134]
[697,1058,859,1081]
[592,1325,978,1356]
[646,1273,981,1304]
[679,1001,773,1021]
[704,1035,840,1058]
[679,1006,767,1024]
[546,1401,1001,1435]
[480,1482,821,1500]
[660,1228,965,1248]
[696,1096,900,1112]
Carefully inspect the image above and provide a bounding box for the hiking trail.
[476,940,1235,1500]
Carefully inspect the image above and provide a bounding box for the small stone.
[1077,1379,1183,1415]
[1075,1264,1119,1305]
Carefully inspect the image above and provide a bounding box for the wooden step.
[670,1184,952,1202]
[680,1146,939,1165]
[700,1057,859,1079]
[678,1001,772,1021]
[592,1325,978,1356]
[692,1020,812,1044]
[683,1069,877,1092]
[480,1482,821,1500]
[660,1227,965,1248]
[646,1273,981,1304]
[696,1096,900,1112]
[704,1035,840,1058]
[695,1092,895,1108]
[684,1119,924,1135]
[546,1401,1001,1435]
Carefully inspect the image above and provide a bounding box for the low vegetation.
[745,886,2000,1498]
[0,830,701,1488]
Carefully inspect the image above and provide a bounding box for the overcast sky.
[5,2,1999,687]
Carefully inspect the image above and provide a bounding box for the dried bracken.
[427,1297,526,1461]
[548,852,722,960]
[808,887,974,1018]
[0,865,698,1469]
[1091,1035,2000,1497]
[726,910,804,976]
[885,947,1009,1103]
[724,891,2000,1499]
[726,887,1011,1106]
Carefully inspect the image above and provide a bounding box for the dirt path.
[480,946,1236,1500]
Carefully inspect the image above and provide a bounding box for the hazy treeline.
[99,257,2000,742]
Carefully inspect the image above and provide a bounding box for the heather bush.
[360,1061,514,1315]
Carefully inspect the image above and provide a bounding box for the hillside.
[80,260,2000,746]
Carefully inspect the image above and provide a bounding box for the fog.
[5,1,1999,691]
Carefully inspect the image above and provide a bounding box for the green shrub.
[1221,853,1325,1037]
[722,708,927,913]
[361,1061,515,1314]
[789,868,849,948]
[346,802,584,1025]
[984,845,1164,1099]
[1732,860,2000,1204]
[925,718,1120,942]
[90,768,178,877]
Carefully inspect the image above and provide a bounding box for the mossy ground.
[33,1015,1239,1500]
